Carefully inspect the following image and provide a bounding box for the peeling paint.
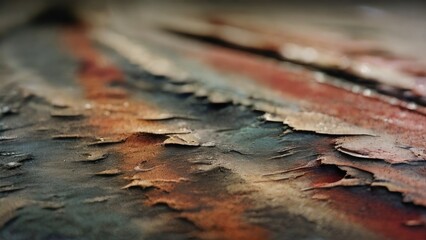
[1,2,426,240]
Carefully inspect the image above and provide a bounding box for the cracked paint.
[1,2,426,240]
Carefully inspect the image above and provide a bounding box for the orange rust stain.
[147,182,268,240]
[184,198,267,240]
[61,25,268,239]
[138,157,269,240]
[63,26,126,100]
[63,26,165,170]
[120,138,268,240]
[193,46,426,149]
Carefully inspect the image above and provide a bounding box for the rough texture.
[0,1,426,240]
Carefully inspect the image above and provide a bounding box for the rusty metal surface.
[1,1,426,239]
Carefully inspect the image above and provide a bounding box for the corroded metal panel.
[1,1,426,240]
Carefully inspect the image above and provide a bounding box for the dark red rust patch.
[298,138,426,239]
[193,46,426,148]
[314,186,426,240]
[305,168,426,239]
